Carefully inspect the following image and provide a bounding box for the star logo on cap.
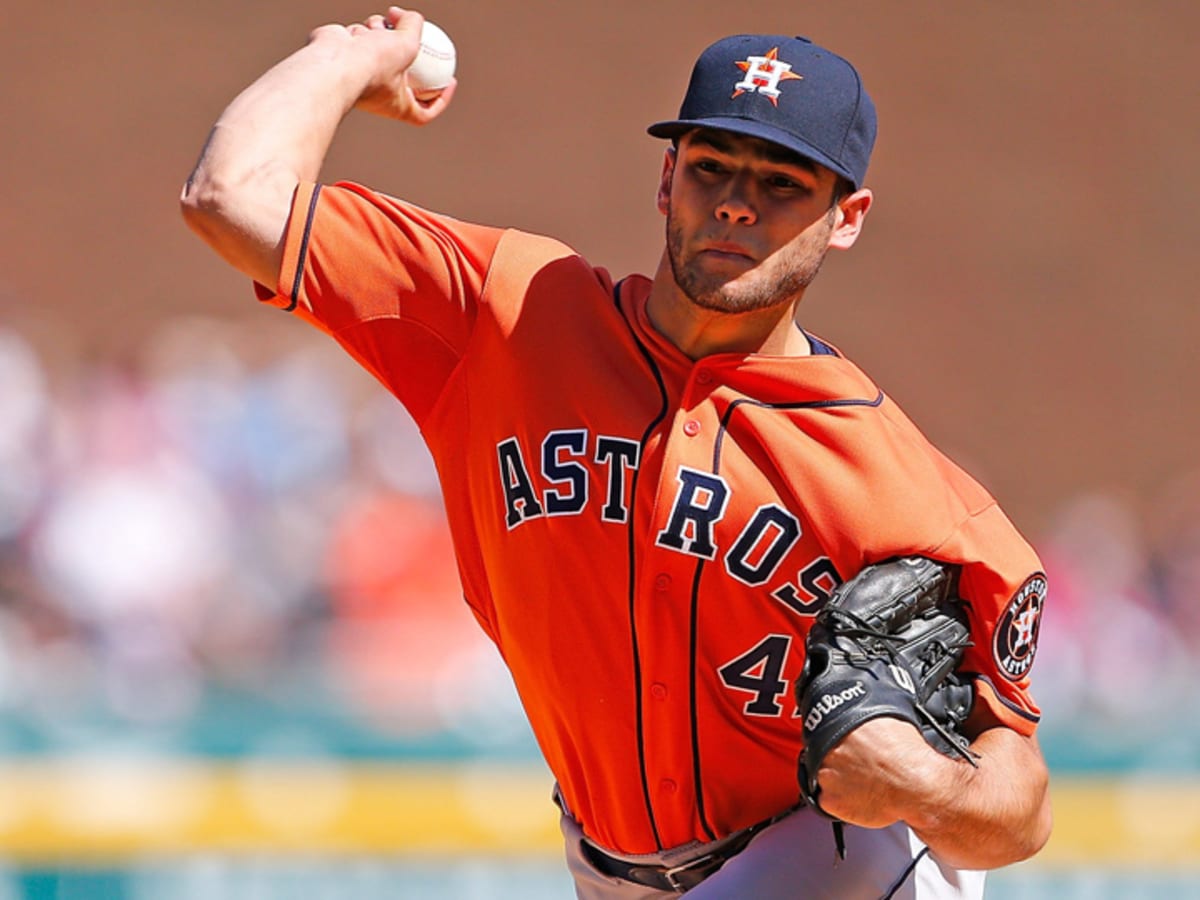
[732,48,803,106]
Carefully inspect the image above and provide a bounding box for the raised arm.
[179,6,456,287]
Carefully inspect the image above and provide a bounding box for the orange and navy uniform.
[257,181,1045,856]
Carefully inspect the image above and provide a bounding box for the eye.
[694,158,727,175]
[766,174,808,192]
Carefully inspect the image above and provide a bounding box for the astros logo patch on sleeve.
[993,573,1047,681]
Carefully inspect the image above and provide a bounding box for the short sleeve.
[252,181,506,423]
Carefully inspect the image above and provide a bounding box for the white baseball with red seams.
[408,21,456,99]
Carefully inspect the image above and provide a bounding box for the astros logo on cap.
[732,47,803,106]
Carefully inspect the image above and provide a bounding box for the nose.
[715,175,757,225]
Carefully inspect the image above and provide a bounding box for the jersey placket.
[633,362,725,846]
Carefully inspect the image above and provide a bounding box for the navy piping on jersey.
[284,184,323,313]
[691,390,885,838]
[614,278,671,850]
[687,549,719,842]
[612,278,883,845]
[805,331,838,356]
[965,673,1040,724]
[881,846,930,899]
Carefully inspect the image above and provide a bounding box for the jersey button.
[660,779,678,794]
[682,419,701,437]
[696,370,713,385]
[654,573,672,590]
[650,683,668,700]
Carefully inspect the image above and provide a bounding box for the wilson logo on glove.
[795,556,978,823]
[804,683,867,732]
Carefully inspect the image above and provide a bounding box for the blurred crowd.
[0,319,1197,766]
[0,317,524,757]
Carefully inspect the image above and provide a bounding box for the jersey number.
[717,634,795,717]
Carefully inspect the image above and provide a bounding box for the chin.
[689,290,781,315]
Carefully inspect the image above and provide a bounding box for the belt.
[582,815,780,894]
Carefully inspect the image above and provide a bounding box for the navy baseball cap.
[648,34,877,189]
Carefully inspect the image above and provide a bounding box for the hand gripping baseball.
[795,557,978,817]
[334,8,457,124]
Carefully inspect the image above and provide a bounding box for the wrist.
[813,718,948,828]
[299,30,382,101]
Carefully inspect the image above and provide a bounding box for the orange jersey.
[258,181,1045,855]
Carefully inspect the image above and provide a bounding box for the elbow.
[995,755,1053,866]
[179,192,210,242]
[923,736,1054,870]
[179,179,205,230]
[999,800,1052,868]
[1016,770,1054,863]
[179,169,231,240]
[177,166,288,287]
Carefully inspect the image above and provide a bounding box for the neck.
[646,255,812,360]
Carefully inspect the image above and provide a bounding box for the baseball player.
[182,9,1052,898]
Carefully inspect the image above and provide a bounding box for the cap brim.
[647,116,857,188]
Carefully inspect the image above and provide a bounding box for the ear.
[656,147,677,216]
[827,188,874,251]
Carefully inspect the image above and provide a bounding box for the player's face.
[659,130,842,314]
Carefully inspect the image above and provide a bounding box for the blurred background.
[2,1,1199,896]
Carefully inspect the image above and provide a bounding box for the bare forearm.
[190,37,374,195]
[180,9,449,285]
[180,36,376,283]
[905,728,1052,869]
[817,718,1052,870]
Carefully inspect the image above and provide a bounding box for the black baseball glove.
[795,556,978,817]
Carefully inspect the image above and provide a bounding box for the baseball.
[408,21,456,99]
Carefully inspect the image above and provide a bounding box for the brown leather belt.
[582,815,779,894]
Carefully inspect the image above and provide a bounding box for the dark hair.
[830,176,855,206]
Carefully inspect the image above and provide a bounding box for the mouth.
[697,242,756,264]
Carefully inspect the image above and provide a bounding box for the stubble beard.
[665,211,834,315]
